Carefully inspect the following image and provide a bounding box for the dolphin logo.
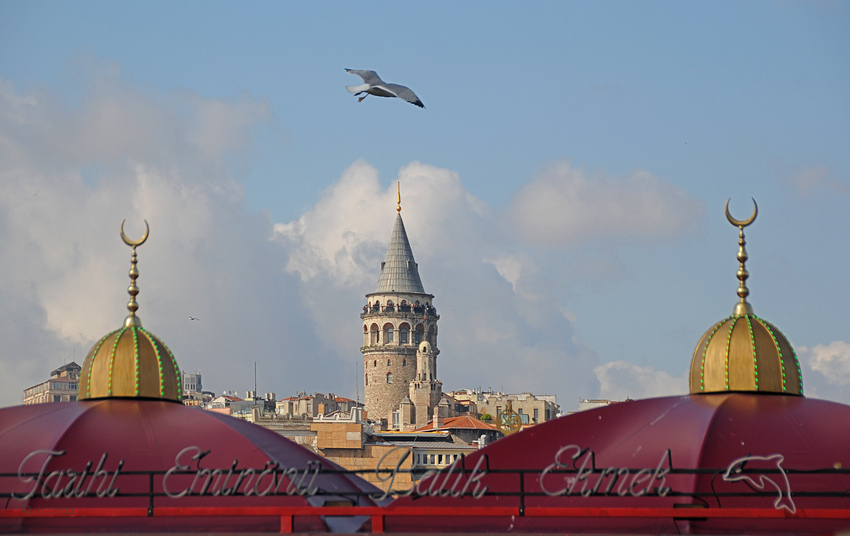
[722,454,796,514]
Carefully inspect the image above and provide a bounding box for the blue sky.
[1,1,848,409]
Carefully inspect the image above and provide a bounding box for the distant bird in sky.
[188,316,199,321]
[345,69,424,108]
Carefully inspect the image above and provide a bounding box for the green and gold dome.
[79,221,181,401]
[689,200,803,396]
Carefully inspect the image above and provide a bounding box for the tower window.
[387,373,393,384]
[387,359,391,366]
[402,359,406,367]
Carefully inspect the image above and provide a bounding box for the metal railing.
[3,462,850,533]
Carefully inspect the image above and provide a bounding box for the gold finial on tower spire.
[397,182,402,214]
[120,219,149,327]
[724,198,757,316]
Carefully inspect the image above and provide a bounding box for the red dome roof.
[389,394,850,534]
[0,399,383,533]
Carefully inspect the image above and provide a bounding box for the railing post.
[148,473,154,517]
[279,515,293,533]
[519,470,525,516]
[372,514,384,533]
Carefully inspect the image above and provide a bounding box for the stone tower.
[361,188,439,422]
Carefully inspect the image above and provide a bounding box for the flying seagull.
[345,69,424,108]
[188,316,199,321]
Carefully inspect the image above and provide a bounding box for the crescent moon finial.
[724,199,756,316]
[119,220,148,327]
[121,220,150,248]
[397,182,402,214]
[725,198,758,228]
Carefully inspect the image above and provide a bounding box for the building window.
[387,373,393,384]
[534,409,539,421]
[387,327,393,343]
[402,359,406,367]
[400,328,409,344]
[387,359,391,366]
[53,395,61,403]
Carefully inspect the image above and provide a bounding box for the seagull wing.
[381,83,425,108]
[345,69,384,86]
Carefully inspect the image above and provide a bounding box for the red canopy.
[0,399,383,533]
[388,393,850,534]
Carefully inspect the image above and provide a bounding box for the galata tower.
[361,186,439,422]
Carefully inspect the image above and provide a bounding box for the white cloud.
[594,361,688,401]
[804,340,850,384]
[508,161,706,246]
[790,165,847,197]
[797,341,850,404]
[273,160,393,286]
[0,69,335,408]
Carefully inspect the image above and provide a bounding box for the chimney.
[433,405,445,430]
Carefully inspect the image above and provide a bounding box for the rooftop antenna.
[254,361,258,407]
[355,361,359,405]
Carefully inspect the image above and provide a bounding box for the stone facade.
[451,389,561,424]
[320,443,415,492]
[22,362,81,404]
[361,292,439,421]
[408,341,443,428]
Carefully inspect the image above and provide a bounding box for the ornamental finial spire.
[724,199,757,316]
[397,182,402,214]
[120,220,149,327]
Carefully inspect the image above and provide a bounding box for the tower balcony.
[360,304,439,321]
[361,345,419,356]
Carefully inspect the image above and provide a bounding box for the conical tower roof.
[373,188,426,294]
